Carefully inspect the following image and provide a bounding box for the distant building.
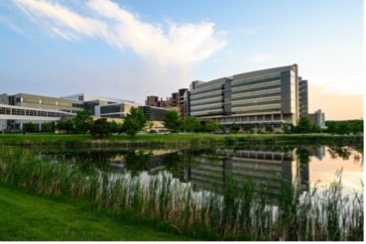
[187,64,308,130]
[307,109,326,128]
[0,92,139,132]
[145,88,188,117]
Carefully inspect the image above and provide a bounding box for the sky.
[0,0,363,120]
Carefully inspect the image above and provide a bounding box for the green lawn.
[0,184,195,241]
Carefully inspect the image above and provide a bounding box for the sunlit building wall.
[188,64,308,127]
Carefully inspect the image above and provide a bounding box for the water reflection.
[39,145,363,203]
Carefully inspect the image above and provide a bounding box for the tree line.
[23,109,363,137]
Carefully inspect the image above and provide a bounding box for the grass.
[0,146,363,241]
[0,132,362,148]
[0,183,196,241]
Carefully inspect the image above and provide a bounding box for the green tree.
[181,117,201,132]
[230,123,240,133]
[42,122,55,132]
[109,120,123,134]
[163,110,181,133]
[295,116,313,133]
[74,110,93,134]
[122,107,146,137]
[265,125,274,133]
[90,118,111,139]
[282,123,291,134]
[23,122,35,132]
[204,119,220,132]
[56,119,75,133]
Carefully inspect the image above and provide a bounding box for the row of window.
[232,104,281,113]
[231,75,281,88]
[231,91,281,101]
[231,95,281,106]
[0,107,68,118]
[232,88,281,99]
[190,96,222,106]
[190,90,222,101]
[191,84,223,96]
[231,80,281,93]
[231,84,281,95]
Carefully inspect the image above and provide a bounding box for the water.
[38,144,363,202]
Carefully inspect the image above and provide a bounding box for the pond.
[38,144,363,201]
[1,143,363,240]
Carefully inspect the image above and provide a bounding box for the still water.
[39,145,363,201]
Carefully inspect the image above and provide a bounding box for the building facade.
[145,88,188,117]
[307,109,326,128]
[188,64,308,129]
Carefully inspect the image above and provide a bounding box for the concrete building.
[308,109,326,128]
[0,92,140,132]
[188,64,308,130]
[95,102,140,118]
[0,93,78,131]
[145,88,188,117]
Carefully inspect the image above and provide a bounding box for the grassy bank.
[0,133,362,148]
[0,146,363,241]
[0,183,196,241]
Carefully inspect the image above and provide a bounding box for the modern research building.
[188,64,308,130]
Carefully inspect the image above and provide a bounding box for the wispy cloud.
[12,0,226,68]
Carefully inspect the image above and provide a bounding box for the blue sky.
[0,0,363,120]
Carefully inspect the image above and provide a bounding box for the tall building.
[145,88,188,117]
[188,64,308,129]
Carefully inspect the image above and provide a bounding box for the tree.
[57,119,75,133]
[42,122,55,132]
[230,123,240,133]
[73,110,93,134]
[90,118,111,139]
[181,117,201,132]
[122,107,146,137]
[265,125,274,134]
[295,116,313,133]
[282,123,291,134]
[163,110,181,133]
[204,119,220,132]
[109,120,123,134]
[23,122,35,132]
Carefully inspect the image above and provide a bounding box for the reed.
[0,146,363,241]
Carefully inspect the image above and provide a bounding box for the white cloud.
[13,0,226,68]
[8,0,226,101]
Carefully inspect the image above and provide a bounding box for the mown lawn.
[0,184,196,241]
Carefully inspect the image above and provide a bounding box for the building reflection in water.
[179,148,310,204]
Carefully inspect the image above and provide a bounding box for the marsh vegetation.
[0,144,363,241]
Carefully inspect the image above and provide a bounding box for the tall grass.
[0,146,363,241]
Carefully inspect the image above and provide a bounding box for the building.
[0,93,80,131]
[95,102,140,118]
[62,93,135,115]
[180,148,309,204]
[145,88,188,117]
[188,64,308,130]
[307,109,326,128]
[0,92,140,132]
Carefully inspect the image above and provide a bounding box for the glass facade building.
[188,64,308,128]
